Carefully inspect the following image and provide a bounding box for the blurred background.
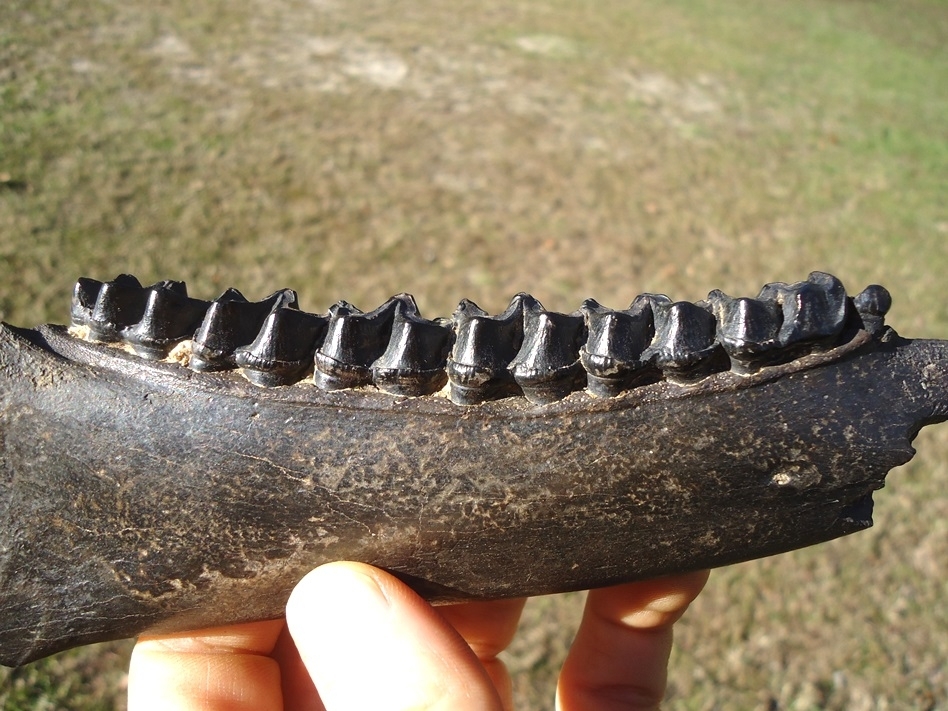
[1,0,946,708]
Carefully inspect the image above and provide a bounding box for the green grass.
[1,0,946,708]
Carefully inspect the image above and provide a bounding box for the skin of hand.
[128,562,709,711]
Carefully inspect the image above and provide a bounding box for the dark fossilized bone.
[0,272,946,666]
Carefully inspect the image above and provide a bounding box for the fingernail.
[620,591,693,629]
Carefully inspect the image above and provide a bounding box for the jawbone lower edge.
[0,272,946,666]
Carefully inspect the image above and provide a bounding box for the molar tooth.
[190,288,298,372]
[853,284,892,337]
[370,296,454,397]
[641,300,722,383]
[235,306,328,387]
[122,281,209,360]
[508,299,586,405]
[581,294,668,398]
[706,290,782,373]
[446,294,535,405]
[758,271,847,349]
[314,297,401,391]
[70,278,103,328]
[86,274,148,343]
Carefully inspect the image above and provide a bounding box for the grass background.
[1,0,946,708]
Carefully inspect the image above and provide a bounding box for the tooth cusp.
[83,274,147,343]
[758,271,848,350]
[314,297,402,391]
[235,307,327,387]
[854,285,892,336]
[370,296,454,397]
[641,300,723,382]
[70,277,104,328]
[581,294,667,397]
[123,282,210,359]
[707,290,782,373]
[190,289,298,372]
[446,294,534,404]
[508,300,586,405]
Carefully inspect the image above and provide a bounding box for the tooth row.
[69,272,891,404]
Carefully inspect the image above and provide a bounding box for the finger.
[286,561,504,711]
[438,597,526,709]
[271,623,325,711]
[556,570,710,711]
[128,619,285,711]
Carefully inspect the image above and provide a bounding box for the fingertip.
[557,571,710,711]
[287,562,504,711]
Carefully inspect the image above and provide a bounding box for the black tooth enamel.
[235,306,328,387]
[641,300,723,382]
[122,282,210,360]
[190,288,298,372]
[758,271,848,349]
[314,297,402,391]
[66,271,884,402]
[706,290,782,373]
[446,293,535,405]
[508,300,586,405]
[70,277,103,328]
[86,274,147,342]
[371,296,454,397]
[854,285,892,337]
[580,294,668,398]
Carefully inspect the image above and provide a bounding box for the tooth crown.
[446,293,538,405]
[235,306,328,387]
[581,294,668,397]
[758,271,848,349]
[370,296,454,397]
[191,288,299,371]
[508,300,586,404]
[68,271,892,403]
[314,297,404,391]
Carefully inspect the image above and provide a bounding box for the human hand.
[128,562,708,711]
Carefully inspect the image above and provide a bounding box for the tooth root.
[642,300,721,382]
[70,278,103,328]
[314,297,401,391]
[707,290,782,373]
[581,294,668,397]
[508,300,586,405]
[235,306,327,387]
[447,293,534,405]
[371,296,454,397]
[854,285,892,336]
[190,288,298,372]
[758,271,848,349]
[122,282,209,360]
[86,274,147,342]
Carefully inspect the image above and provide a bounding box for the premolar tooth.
[706,290,781,373]
[641,300,721,382]
[70,278,103,328]
[758,271,847,349]
[371,296,454,397]
[508,300,586,405]
[190,288,298,372]
[581,294,668,397]
[235,306,327,387]
[122,281,209,360]
[446,294,535,405]
[853,284,892,337]
[314,297,401,391]
[86,274,147,342]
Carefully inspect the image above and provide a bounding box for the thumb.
[286,562,504,711]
